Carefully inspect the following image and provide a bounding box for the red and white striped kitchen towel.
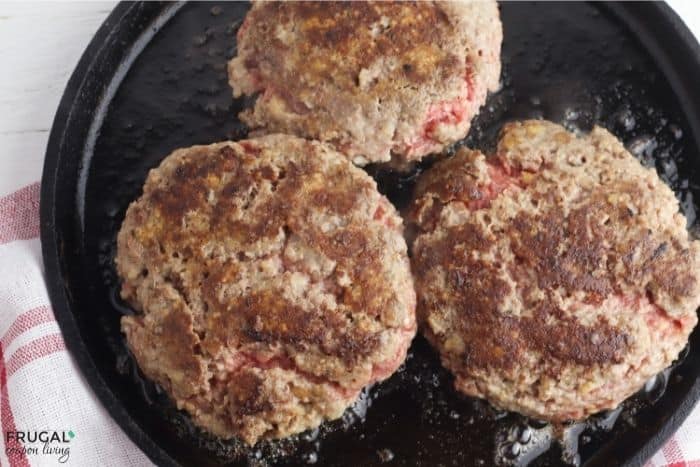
[0,176,697,467]
[0,181,153,466]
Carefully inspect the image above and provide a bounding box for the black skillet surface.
[41,2,700,466]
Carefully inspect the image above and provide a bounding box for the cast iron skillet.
[41,2,700,466]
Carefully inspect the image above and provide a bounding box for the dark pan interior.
[41,2,700,466]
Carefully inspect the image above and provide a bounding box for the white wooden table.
[1,1,699,465]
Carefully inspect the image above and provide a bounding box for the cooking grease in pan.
[111,331,688,467]
[85,2,700,466]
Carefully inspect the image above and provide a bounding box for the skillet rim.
[39,2,700,466]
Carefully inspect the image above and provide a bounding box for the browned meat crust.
[117,135,416,444]
[408,120,700,421]
[229,1,502,166]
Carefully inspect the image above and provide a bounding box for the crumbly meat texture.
[117,135,416,445]
[228,1,502,167]
[408,120,700,421]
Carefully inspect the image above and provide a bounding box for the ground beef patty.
[228,1,502,167]
[408,120,700,422]
[116,135,416,445]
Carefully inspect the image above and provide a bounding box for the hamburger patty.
[228,1,502,167]
[116,135,416,445]
[408,120,700,421]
